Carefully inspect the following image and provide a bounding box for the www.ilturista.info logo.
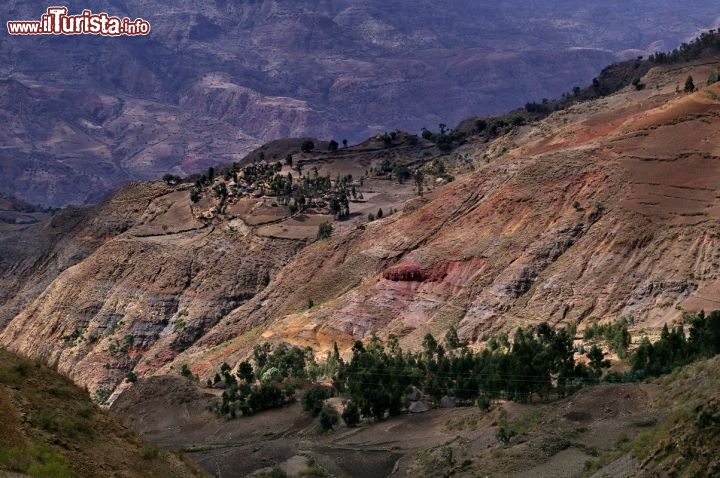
[7,7,150,36]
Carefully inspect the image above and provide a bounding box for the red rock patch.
[383,262,448,282]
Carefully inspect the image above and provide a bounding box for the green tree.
[162,173,181,185]
[394,165,411,184]
[237,361,254,383]
[587,345,610,378]
[213,181,228,199]
[684,75,696,93]
[708,69,720,85]
[422,333,438,361]
[414,170,424,196]
[301,385,329,416]
[444,326,460,349]
[328,140,339,152]
[253,343,271,369]
[190,188,201,203]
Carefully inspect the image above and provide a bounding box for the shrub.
[301,385,329,416]
[301,140,314,153]
[318,405,339,431]
[707,69,719,85]
[684,75,696,93]
[94,388,111,405]
[180,364,194,379]
[141,445,160,460]
[341,401,361,427]
[317,222,333,240]
[496,425,516,445]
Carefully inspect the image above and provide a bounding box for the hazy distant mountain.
[1,0,718,206]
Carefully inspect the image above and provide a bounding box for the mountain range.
[1,0,719,206]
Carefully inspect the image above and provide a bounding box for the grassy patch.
[509,409,544,435]
[299,457,329,477]
[0,443,73,478]
[631,407,693,459]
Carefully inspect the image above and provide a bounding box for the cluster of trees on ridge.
[521,29,720,120]
[198,311,720,430]
[648,30,720,64]
[187,161,362,221]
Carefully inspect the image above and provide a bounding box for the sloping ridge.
[0,347,208,477]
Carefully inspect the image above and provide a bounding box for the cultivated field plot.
[226,197,291,226]
[257,214,335,239]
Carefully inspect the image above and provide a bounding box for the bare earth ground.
[112,377,663,478]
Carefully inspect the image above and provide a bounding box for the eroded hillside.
[2,57,720,403]
[172,57,720,376]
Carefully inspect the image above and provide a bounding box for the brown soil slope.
[0,141,435,397]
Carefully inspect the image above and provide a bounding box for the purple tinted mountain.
[1,0,718,206]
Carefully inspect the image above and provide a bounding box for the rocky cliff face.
[1,0,719,206]
[2,58,720,399]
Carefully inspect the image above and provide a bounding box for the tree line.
[205,311,720,429]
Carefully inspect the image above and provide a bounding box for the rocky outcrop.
[383,262,448,282]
